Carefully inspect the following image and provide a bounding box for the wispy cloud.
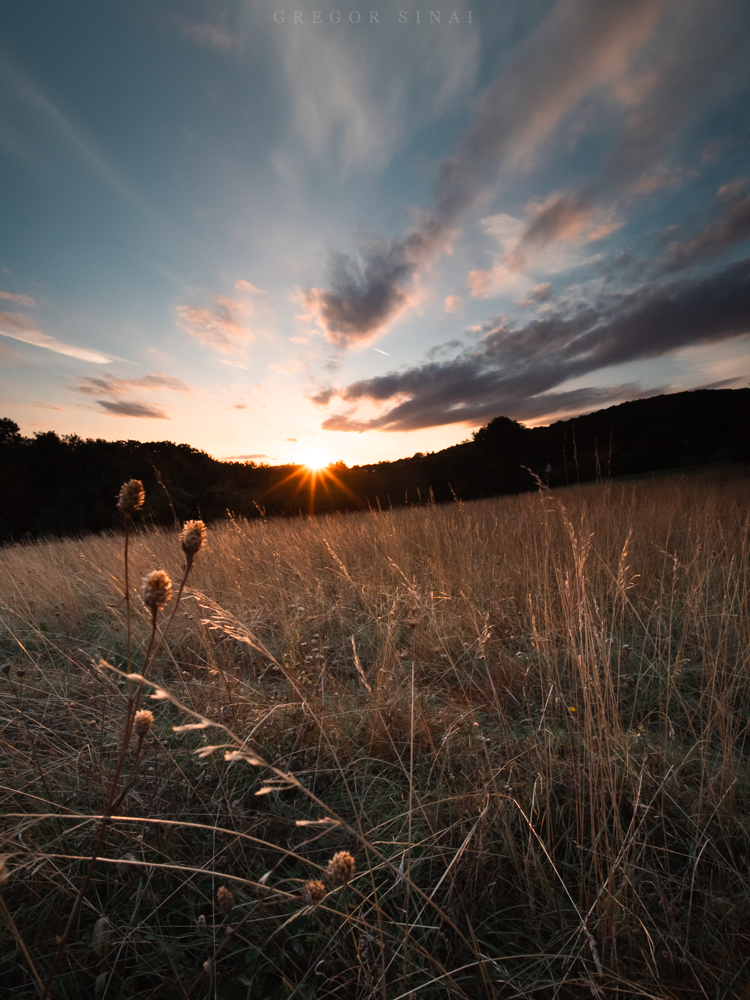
[182,22,242,52]
[272,0,478,176]
[316,257,750,431]
[0,312,112,363]
[304,0,670,345]
[659,180,750,271]
[96,400,169,419]
[0,48,143,207]
[0,290,35,307]
[75,373,189,397]
[176,295,255,354]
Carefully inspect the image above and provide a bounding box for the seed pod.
[217,885,235,917]
[141,570,172,612]
[180,519,206,557]
[117,479,145,515]
[325,850,355,886]
[133,710,154,737]
[301,880,326,906]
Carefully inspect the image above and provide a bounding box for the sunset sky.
[1,0,749,466]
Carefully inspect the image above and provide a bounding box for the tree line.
[1,387,748,543]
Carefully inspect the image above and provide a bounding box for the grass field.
[1,467,749,999]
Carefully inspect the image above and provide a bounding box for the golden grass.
[0,466,749,998]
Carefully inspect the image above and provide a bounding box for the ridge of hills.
[1,387,748,543]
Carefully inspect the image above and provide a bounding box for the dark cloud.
[306,0,670,346]
[71,371,188,421]
[96,400,169,419]
[660,189,750,271]
[304,224,443,345]
[319,258,750,432]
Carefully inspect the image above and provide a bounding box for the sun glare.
[299,448,330,471]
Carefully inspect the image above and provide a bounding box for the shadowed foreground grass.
[0,467,749,998]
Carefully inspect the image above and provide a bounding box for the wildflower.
[141,570,172,613]
[217,885,235,917]
[180,519,206,558]
[301,880,326,906]
[325,850,355,886]
[133,709,154,737]
[117,479,145,515]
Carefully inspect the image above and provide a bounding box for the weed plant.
[0,466,749,998]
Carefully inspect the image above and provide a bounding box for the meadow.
[0,467,748,999]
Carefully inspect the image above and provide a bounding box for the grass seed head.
[302,880,327,906]
[326,850,355,886]
[0,856,9,887]
[117,479,145,515]
[133,709,154,737]
[217,885,235,917]
[141,570,172,612]
[180,519,206,557]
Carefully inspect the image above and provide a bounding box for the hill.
[1,387,748,542]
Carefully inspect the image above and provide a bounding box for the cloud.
[176,295,255,353]
[0,290,35,307]
[305,224,444,345]
[660,185,750,271]
[182,23,242,52]
[0,312,112,363]
[444,295,462,314]
[506,194,624,271]
[0,49,143,207]
[517,283,552,307]
[95,400,170,419]
[305,0,669,345]
[226,453,268,461]
[74,372,189,397]
[69,371,188,420]
[718,177,750,200]
[317,257,750,432]
[468,213,598,299]
[271,0,478,175]
[234,280,265,293]
[503,0,750,266]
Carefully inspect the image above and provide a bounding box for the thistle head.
[117,479,145,515]
[133,709,154,737]
[217,885,235,917]
[180,519,206,558]
[301,880,326,907]
[141,570,172,613]
[325,850,355,886]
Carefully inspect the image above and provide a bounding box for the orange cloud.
[176,295,255,353]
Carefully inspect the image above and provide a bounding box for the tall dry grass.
[0,466,748,998]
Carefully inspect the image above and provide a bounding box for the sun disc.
[299,447,330,471]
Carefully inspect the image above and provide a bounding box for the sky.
[1,0,749,467]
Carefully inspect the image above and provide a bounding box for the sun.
[298,447,331,472]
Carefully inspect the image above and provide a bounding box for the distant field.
[1,466,749,999]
